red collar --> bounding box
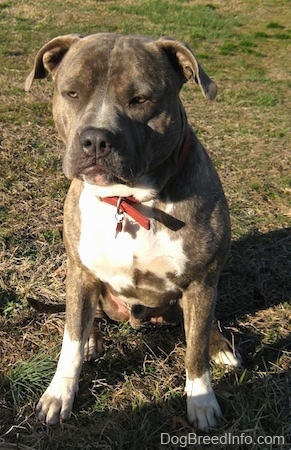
[101,196,151,234]
[100,126,191,236]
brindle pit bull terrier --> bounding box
[25,33,240,430]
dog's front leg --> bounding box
[37,261,100,424]
[182,277,222,431]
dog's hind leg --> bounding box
[209,323,242,370]
[84,313,105,361]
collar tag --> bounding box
[101,196,151,235]
[115,198,125,238]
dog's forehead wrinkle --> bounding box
[59,34,169,104]
[109,37,168,90]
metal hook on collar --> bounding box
[116,197,123,215]
[115,197,125,238]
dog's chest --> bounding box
[78,187,187,295]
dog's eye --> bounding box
[129,96,147,106]
[67,91,78,99]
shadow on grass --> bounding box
[218,227,291,320]
[218,227,290,368]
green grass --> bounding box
[267,21,285,29]
[5,351,58,407]
[0,0,290,449]
[109,1,238,40]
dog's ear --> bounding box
[25,34,82,92]
[156,38,217,100]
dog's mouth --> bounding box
[78,164,135,187]
[79,165,111,185]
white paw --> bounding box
[36,375,78,424]
[36,327,85,423]
[213,349,242,370]
[185,371,222,430]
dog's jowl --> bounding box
[25,33,240,430]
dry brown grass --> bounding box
[0,0,290,449]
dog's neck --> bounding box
[100,126,191,235]
[164,125,191,188]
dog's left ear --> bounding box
[156,39,217,100]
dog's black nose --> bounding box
[79,127,113,158]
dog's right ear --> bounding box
[25,34,82,92]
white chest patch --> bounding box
[78,184,187,295]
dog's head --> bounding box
[25,33,217,194]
